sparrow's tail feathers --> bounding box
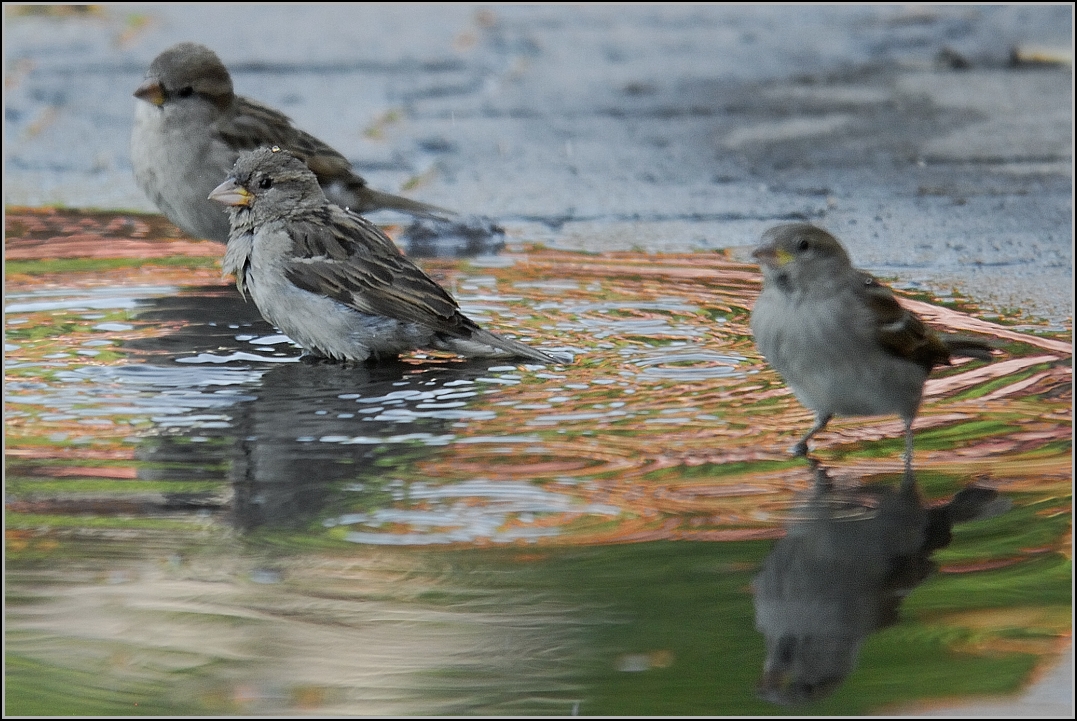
[946,485,1011,523]
[435,327,566,364]
[350,186,455,220]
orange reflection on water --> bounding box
[4,208,1072,549]
[4,209,1072,716]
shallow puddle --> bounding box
[4,208,1072,715]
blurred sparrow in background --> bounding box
[749,223,995,465]
[209,147,561,364]
[132,42,448,243]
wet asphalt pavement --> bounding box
[3,4,1074,716]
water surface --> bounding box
[5,209,1072,715]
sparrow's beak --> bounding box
[208,178,252,206]
[752,244,793,268]
[133,78,165,107]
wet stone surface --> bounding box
[3,5,1072,320]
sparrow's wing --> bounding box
[221,98,449,218]
[280,206,468,334]
[858,273,952,368]
[218,97,362,188]
[281,206,558,363]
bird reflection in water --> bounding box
[128,287,502,532]
[752,461,1011,705]
[124,207,518,533]
[224,359,493,531]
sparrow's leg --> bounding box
[792,413,832,456]
[902,417,915,477]
[900,454,917,493]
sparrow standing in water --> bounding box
[749,223,994,466]
[209,147,560,364]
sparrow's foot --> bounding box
[792,414,831,458]
[299,352,336,366]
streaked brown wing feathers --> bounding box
[282,209,464,331]
[221,97,358,185]
[859,274,951,368]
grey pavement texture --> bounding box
[3,4,1073,325]
[2,5,1074,716]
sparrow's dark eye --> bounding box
[796,238,810,252]
[257,177,274,190]
[176,86,195,98]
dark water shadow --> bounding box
[397,214,506,258]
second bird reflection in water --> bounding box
[752,461,1010,706]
